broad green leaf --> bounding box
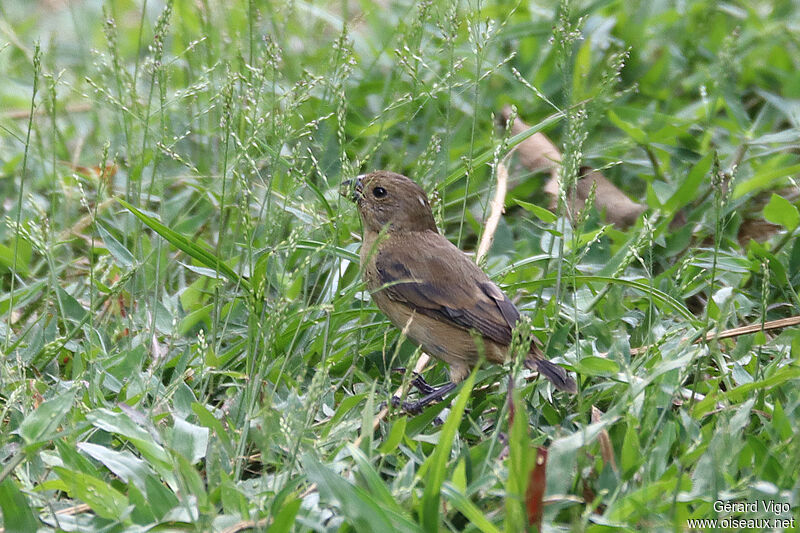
[729,398,755,434]
[145,474,180,519]
[790,238,800,278]
[548,415,620,496]
[748,240,788,284]
[219,477,249,517]
[96,222,135,267]
[167,417,209,464]
[178,303,214,335]
[359,384,376,452]
[53,467,128,520]
[693,365,800,418]
[608,110,647,144]
[173,452,208,507]
[721,86,750,130]
[128,482,158,524]
[572,35,593,99]
[0,478,39,533]
[0,280,45,316]
[621,420,641,477]
[608,475,691,522]
[268,477,306,530]
[664,151,713,212]
[0,242,30,276]
[514,198,558,223]
[771,401,792,441]
[86,409,174,485]
[56,439,102,479]
[575,356,620,376]
[77,442,150,492]
[734,163,800,199]
[303,454,421,533]
[192,402,234,455]
[19,390,76,446]
[349,445,406,513]
[763,193,799,231]
[451,457,467,493]
[55,286,89,323]
[442,482,500,533]
[324,393,367,438]
[378,416,407,454]
[270,497,303,533]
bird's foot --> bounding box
[410,374,437,395]
[390,367,437,394]
[390,381,457,415]
[389,395,422,415]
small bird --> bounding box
[341,170,577,408]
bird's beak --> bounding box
[340,175,364,203]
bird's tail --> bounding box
[524,356,577,393]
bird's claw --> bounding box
[387,381,458,415]
[390,395,424,415]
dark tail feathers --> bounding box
[525,357,577,393]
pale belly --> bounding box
[370,289,507,382]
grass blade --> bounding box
[117,198,250,291]
[420,371,477,532]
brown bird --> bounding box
[342,170,577,409]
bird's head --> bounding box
[340,171,438,233]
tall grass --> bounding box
[1,0,798,531]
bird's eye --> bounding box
[372,186,387,198]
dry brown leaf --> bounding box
[501,105,561,177]
[525,447,548,530]
[591,405,618,474]
[736,187,799,246]
[569,167,646,228]
[502,106,645,228]
[67,162,118,185]
[737,218,781,246]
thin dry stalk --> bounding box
[476,158,509,262]
[630,315,800,356]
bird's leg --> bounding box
[392,381,457,414]
[390,367,437,394]
[410,374,437,395]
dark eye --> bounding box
[372,186,387,198]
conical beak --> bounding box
[339,176,364,203]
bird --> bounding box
[341,170,577,409]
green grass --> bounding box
[1,0,799,531]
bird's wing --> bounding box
[374,232,520,346]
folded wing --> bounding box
[375,232,519,346]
